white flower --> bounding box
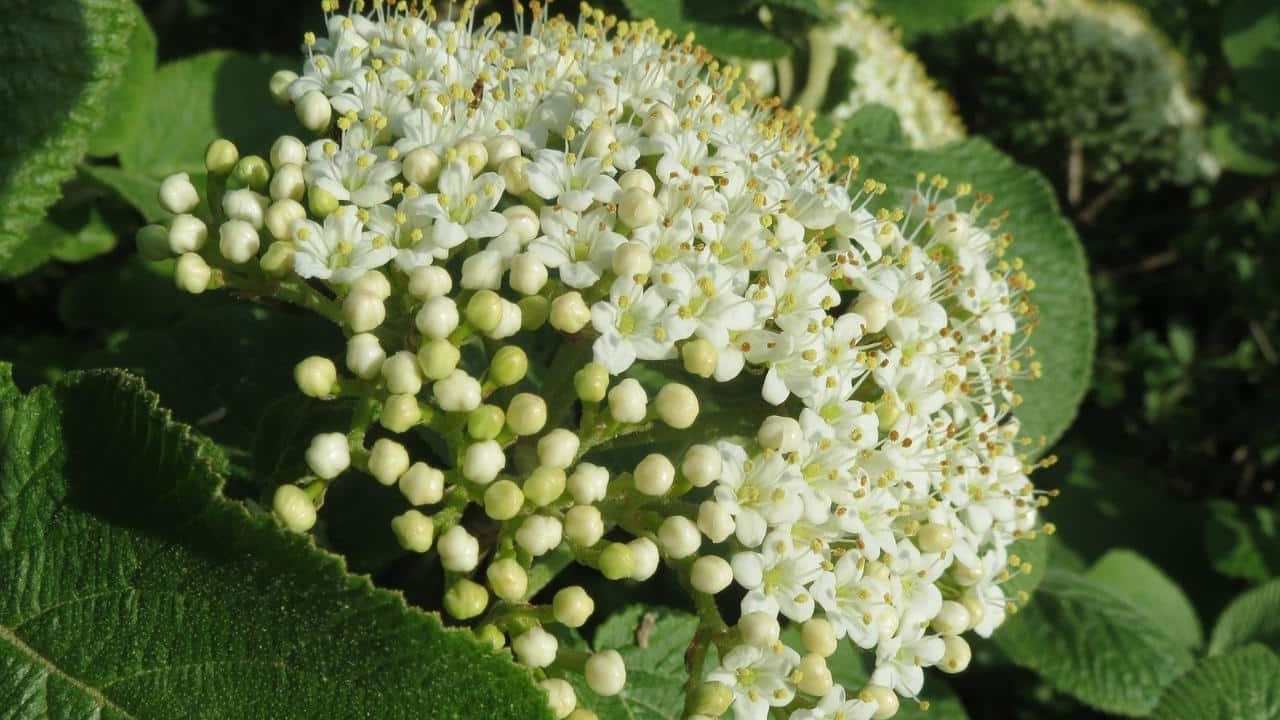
[407,161,507,250]
[870,623,946,697]
[788,686,877,720]
[291,207,395,283]
[707,643,801,720]
[812,552,894,649]
[525,149,620,211]
[714,444,806,547]
[590,277,687,374]
[732,530,824,622]
[305,133,401,207]
[529,207,624,288]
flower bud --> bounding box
[381,394,423,432]
[607,378,647,423]
[537,428,580,469]
[691,682,734,717]
[294,356,337,398]
[443,578,488,620]
[345,333,385,380]
[697,500,735,543]
[658,516,700,558]
[553,586,594,628]
[231,155,270,192]
[513,627,558,669]
[174,252,212,293]
[135,224,172,261]
[416,296,460,339]
[487,558,529,601]
[628,537,660,581]
[541,678,576,720]
[433,370,483,413]
[270,135,307,169]
[415,338,460,381]
[305,432,350,479]
[502,205,540,242]
[681,338,718,378]
[273,484,316,533]
[584,127,616,158]
[758,415,803,452]
[567,463,609,504]
[455,138,488,175]
[308,185,339,218]
[549,291,591,333]
[618,169,655,194]
[500,156,530,195]
[259,240,295,276]
[564,505,604,547]
[509,253,548,295]
[399,462,445,505]
[476,624,506,650]
[382,351,423,396]
[516,515,563,556]
[349,271,391,300]
[933,600,972,636]
[739,611,780,646]
[269,163,306,201]
[598,542,634,580]
[489,299,523,340]
[634,453,675,496]
[643,102,677,135]
[296,90,332,132]
[691,555,733,594]
[917,522,955,553]
[940,635,972,673]
[861,685,899,720]
[618,187,661,228]
[467,404,506,441]
[461,249,504,290]
[489,345,529,387]
[574,362,609,403]
[265,199,306,241]
[268,70,296,105]
[222,187,268,228]
[402,147,441,186]
[484,480,525,520]
[484,135,522,169]
[585,650,626,696]
[438,525,480,572]
[407,267,451,301]
[520,295,550,330]
[854,295,891,335]
[218,219,260,264]
[506,393,547,436]
[802,618,838,657]
[463,440,506,485]
[205,138,240,175]
[342,290,385,332]
[465,289,504,333]
[368,438,411,486]
[611,241,652,279]
[390,509,434,552]
[952,560,982,587]
[797,654,833,696]
[524,465,566,507]
[159,172,200,215]
[168,214,208,254]
[655,383,699,429]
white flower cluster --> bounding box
[826,1,965,149]
[140,2,1052,718]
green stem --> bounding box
[795,27,837,112]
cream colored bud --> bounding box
[174,252,212,293]
[549,291,591,333]
[487,557,529,601]
[484,480,525,520]
[381,394,422,433]
[861,685,899,720]
[618,168,655,194]
[541,678,576,720]
[342,290,386,332]
[351,270,391,300]
[643,102,677,135]
[516,515,563,557]
[585,650,626,696]
[159,172,200,214]
[455,138,488,175]
[265,199,306,241]
[739,612,780,647]
[628,537,660,581]
[553,586,594,628]
[634,453,675,496]
[500,156,530,195]
[917,522,955,553]
[658,516,700,558]
[268,70,297,105]
[269,135,307,169]
[485,135,522,169]
[564,505,605,547]
[403,147,441,186]
[417,338,461,381]
[513,627,558,669]
[502,205,540,243]
[939,635,971,674]
[273,484,316,533]
[618,187,660,228]
[681,338,718,378]
[294,356,337,398]
[416,296,460,339]
[506,393,547,436]
[611,241,652,278]
[524,465,566,507]
[368,438,411,486]
[218,219,260,264]
[697,500,735,543]
[463,439,506,485]
[399,462,445,505]
[433,370,483,412]
[391,509,434,552]
[305,432,350,480]
[797,654,833,696]
[607,378,647,423]
[802,618,838,657]
[269,163,306,201]
[438,525,480,572]
[854,295,891,334]
[691,555,733,594]
[567,463,609,504]
[168,214,208,254]
[444,578,488,620]
[345,333,385,380]
[296,90,332,132]
[654,383,699,429]
[758,415,803,452]
[682,444,722,487]
[382,351,423,396]
[509,253,548,295]
[537,429,580,469]
[933,601,972,636]
[408,265,452,300]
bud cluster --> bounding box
[138,2,1053,718]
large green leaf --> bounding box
[120,51,299,176]
[622,0,791,59]
[994,569,1195,716]
[1087,549,1203,650]
[1208,579,1280,656]
[0,205,116,279]
[0,366,550,719]
[1151,645,1280,720]
[1223,0,1280,115]
[872,0,1002,39]
[1206,500,1280,583]
[851,139,1095,451]
[0,0,134,274]
[88,0,157,157]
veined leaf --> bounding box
[88,0,157,158]
[622,0,791,59]
[1151,645,1280,720]
[1088,549,1203,650]
[1209,578,1280,656]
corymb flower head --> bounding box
[140,1,1057,717]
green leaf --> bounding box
[1208,578,1280,655]
[1003,531,1050,600]
[831,104,906,151]
[1206,500,1280,582]
[0,205,116,280]
[563,605,698,719]
[1087,549,1203,650]
[1209,106,1280,177]
[994,569,1196,716]
[873,0,1001,39]
[1151,645,1280,720]
[88,1,157,157]
[622,0,791,59]
[850,139,1096,450]
[120,51,299,176]
[1223,0,1280,115]
[0,0,135,275]
[0,366,550,719]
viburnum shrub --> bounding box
[137,2,1057,717]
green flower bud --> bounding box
[205,138,240,176]
[692,682,734,716]
[552,586,595,628]
[231,155,270,192]
[574,362,609,403]
[294,356,337,398]
[308,185,339,218]
[466,289,504,332]
[506,393,547,436]
[486,557,528,601]
[443,578,489,620]
[489,345,529,387]
[524,465,566,507]
[381,394,423,433]
[519,295,549,330]
[681,338,718,378]
[259,241,295,276]
[598,542,634,580]
[417,338,461,381]
[483,479,525,520]
[467,404,506,440]
[475,623,506,650]
[390,509,434,552]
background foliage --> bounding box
[1,0,1277,718]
